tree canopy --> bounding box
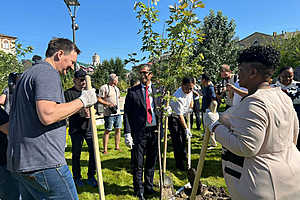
[193,10,240,83]
[0,42,33,91]
[270,33,300,76]
[92,57,128,91]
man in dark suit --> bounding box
[124,64,161,200]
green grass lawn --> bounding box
[65,123,226,200]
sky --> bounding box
[1,0,300,69]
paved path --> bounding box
[119,96,125,111]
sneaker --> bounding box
[87,176,98,188]
[74,178,84,187]
[207,146,216,150]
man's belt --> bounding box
[145,126,157,132]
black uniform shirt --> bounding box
[64,87,90,134]
[0,108,9,165]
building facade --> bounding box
[92,53,101,66]
[239,31,300,48]
[0,33,17,54]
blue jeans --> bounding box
[104,115,122,131]
[0,165,20,200]
[13,165,78,200]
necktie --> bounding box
[145,86,152,124]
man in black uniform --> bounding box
[64,69,97,188]
[123,64,161,200]
[0,107,20,199]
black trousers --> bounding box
[131,128,158,195]
[191,99,201,130]
[70,130,96,180]
[168,116,187,169]
[294,105,300,150]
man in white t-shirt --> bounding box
[98,74,122,154]
[169,77,194,171]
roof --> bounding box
[239,32,273,47]
[240,32,272,42]
[0,33,17,40]
[77,61,94,72]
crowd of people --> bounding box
[1,38,300,200]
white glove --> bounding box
[204,110,220,132]
[185,128,192,138]
[164,106,172,117]
[125,133,134,149]
[79,88,97,108]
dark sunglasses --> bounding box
[140,71,152,75]
[78,78,86,82]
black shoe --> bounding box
[144,188,158,197]
[74,178,84,187]
[176,164,186,171]
[87,176,98,188]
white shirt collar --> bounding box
[141,82,152,89]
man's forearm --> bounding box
[0,122,8,135]
[36,99,83,126]
[98,97,113,106]
[232,86,248,97]
[179,115,187,129]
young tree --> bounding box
[134,0,205,93]
[193,10,240,83]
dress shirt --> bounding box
[141,83,157,127]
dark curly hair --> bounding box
[278,66,293,74]
[238,45,280,79]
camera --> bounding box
[109,105,118,114]
[215,82,226,96]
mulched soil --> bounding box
[174,185,231,200]
[171,168,231,200]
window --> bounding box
[252,40,259,46]
[2,40,9,49]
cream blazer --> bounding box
[215,87,300,200]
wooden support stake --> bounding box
[187,113,191,169]
[85,75,105,200]
[163,91,170,176]
[157,120,163,200]
[190,101,217,200]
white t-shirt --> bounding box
[170,87,193,116]
[99,84,120,116]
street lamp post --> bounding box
[64,0,80,44]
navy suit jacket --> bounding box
[123,83,162,144]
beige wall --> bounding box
[0,35,16,54]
